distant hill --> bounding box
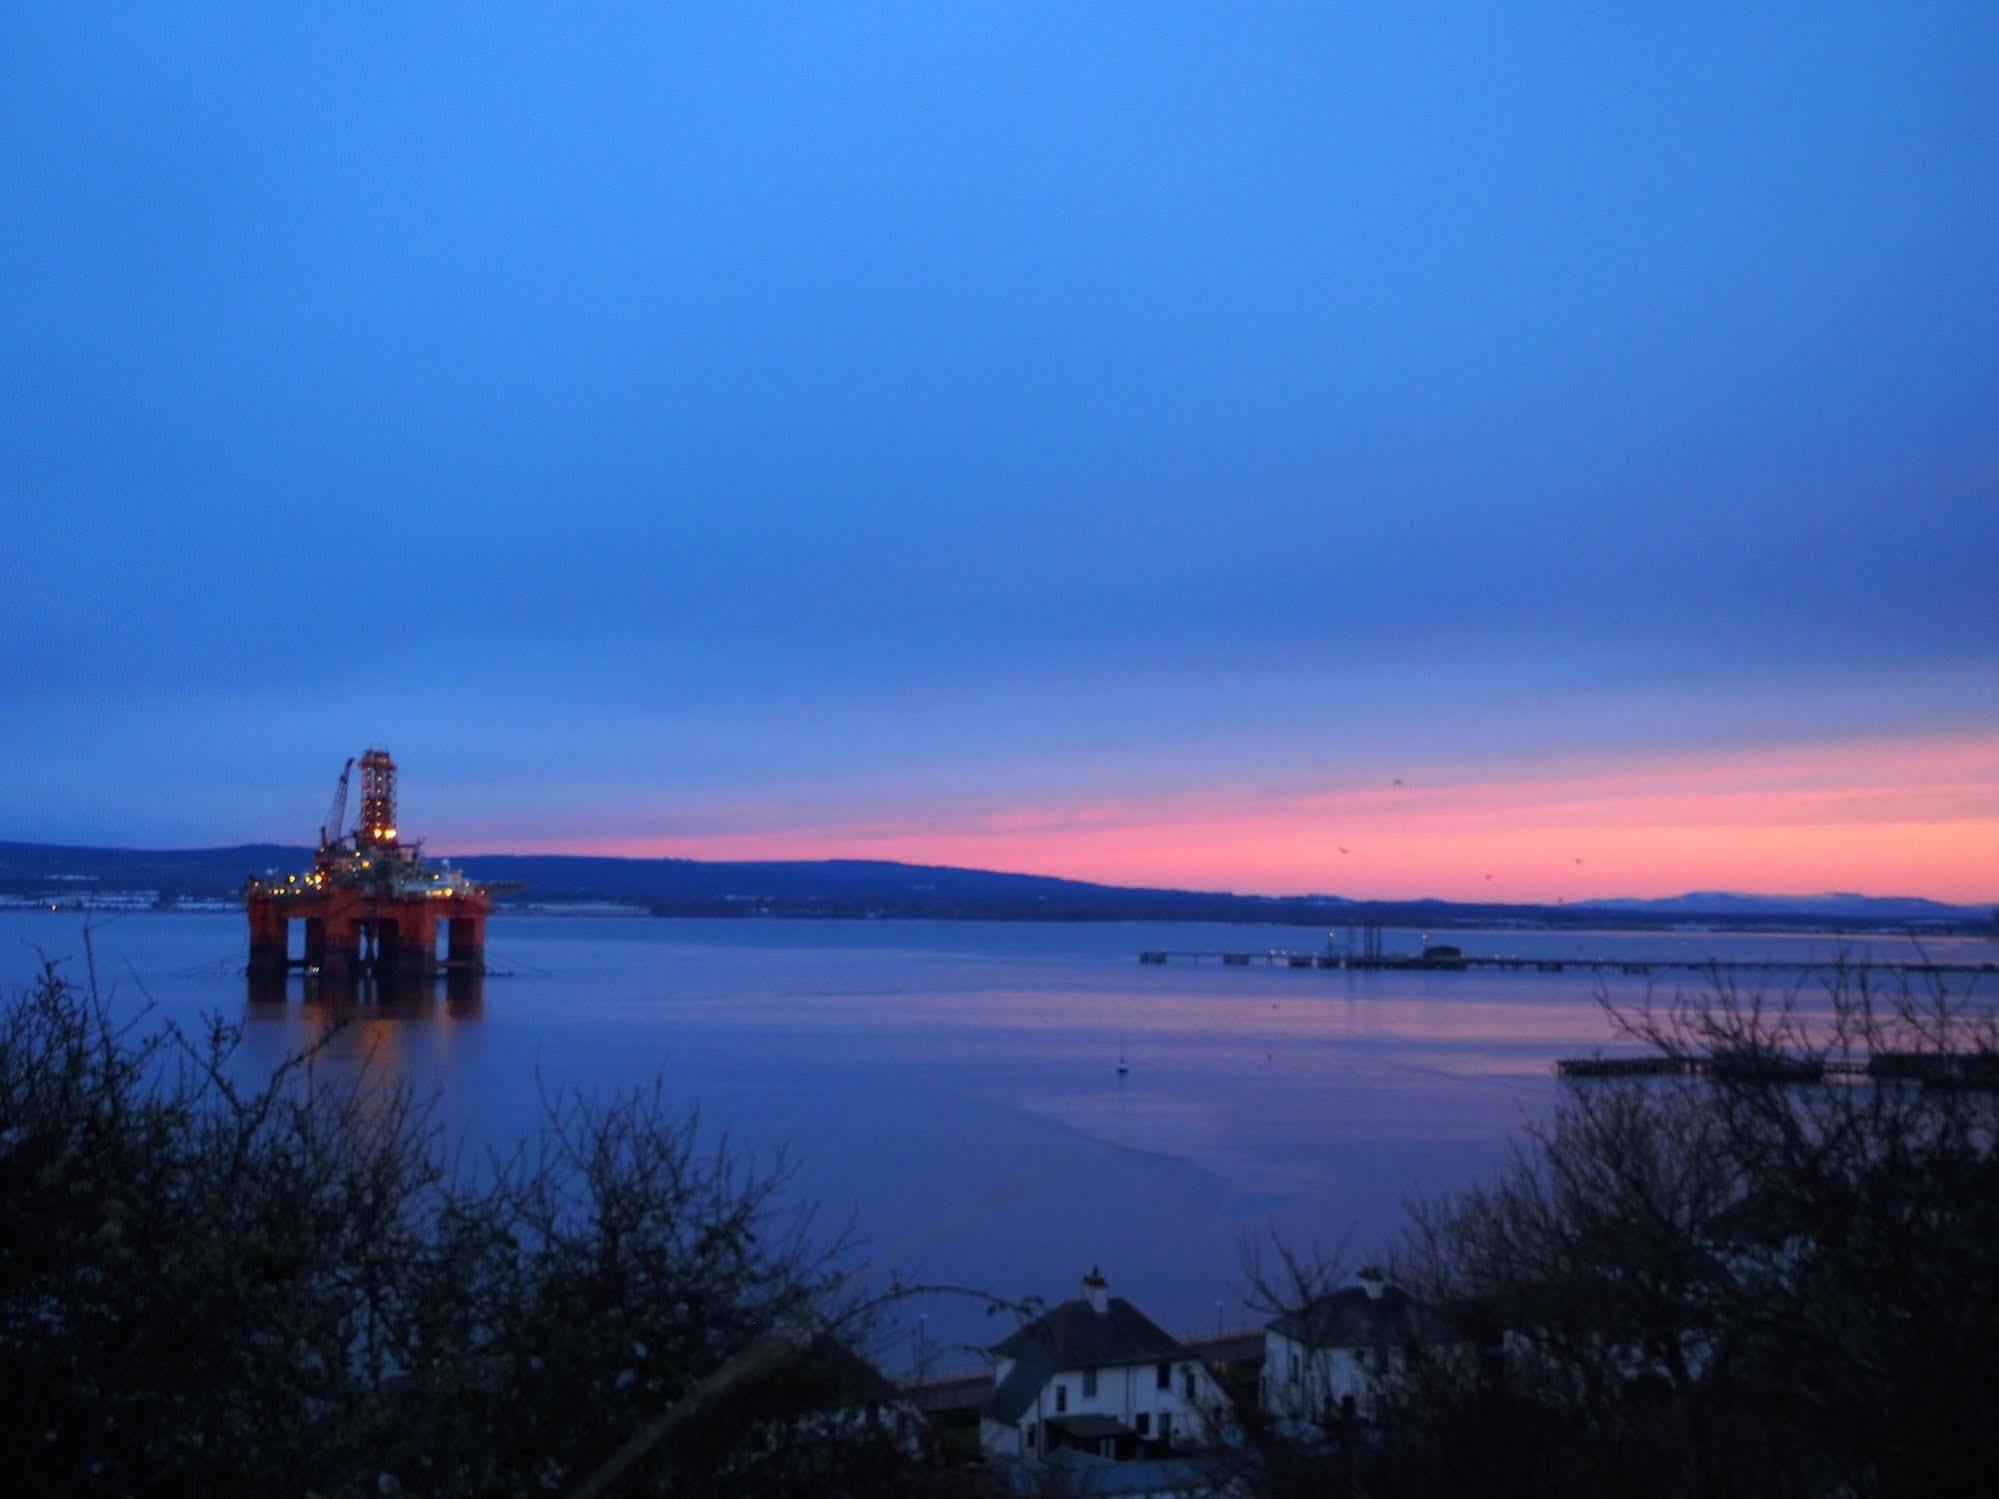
[0,841,1990,932]
[1577,891,1992,924]
[0,842,314,898]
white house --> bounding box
[981,1268,1233,1462]
[1259,1267,1455,1426]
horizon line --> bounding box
[4,834,1990,912]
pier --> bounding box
[1137,949,1997,978]
[1555,1048,1999,1088]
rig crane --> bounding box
[319,757,354,853]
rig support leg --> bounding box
[322,918,362,979]
[397,909,437,975]
[448,914,486,974]
[247,899,288,975]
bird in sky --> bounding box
[1574,857,1584,865]
[1484,873,1493,881]
[1338,845,1350,855]
[1393,778,1404,786]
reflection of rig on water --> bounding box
[245,749,499,990]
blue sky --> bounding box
[3,4,1995,898]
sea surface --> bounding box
[5,913,1996,1369]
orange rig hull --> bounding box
[246,887,491,978]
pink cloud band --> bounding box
[482,731,1999,904]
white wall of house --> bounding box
[1260,1330,1409,1423]
[981,1355,1230,1458]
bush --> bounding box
[1347,964,1999,1499]
[0,959,937,1497]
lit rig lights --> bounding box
[357,748,399,849]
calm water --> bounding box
[6,913,1996,1366]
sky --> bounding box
[2,3,1995,903]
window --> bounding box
[1158,1412,1173,1445]
[1082,1368,1097,1398]
[1135,1412,1150,1436]
[1183,1368,1196,1401]
[1054,1382,1067,1414]
[1156,1361,1171,1390]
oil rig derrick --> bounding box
[245,748,493,980]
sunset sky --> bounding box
[4,4,1995,902]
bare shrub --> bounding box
[0,958,951,1497]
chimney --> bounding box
[1357,1266,1386,1300]
[1082,1266,1110,1314]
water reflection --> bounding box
[238,967,488,1120]
[244,967,485,1019]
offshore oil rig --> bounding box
[245,749,494,980]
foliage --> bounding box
[0,958,944,1497]
[1248,962,1999,1499]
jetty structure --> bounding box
[244,748,494,980]
[1139,944,1997,979]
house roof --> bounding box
[984,1296,1189,1425]
[709,1331,909,1426]
[794,1333,902,1406]
[983,1358,1051,1424]
[992,1296,1188,1370]
[1268,1285,1452,1348]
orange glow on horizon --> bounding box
[473,731,1999,905]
